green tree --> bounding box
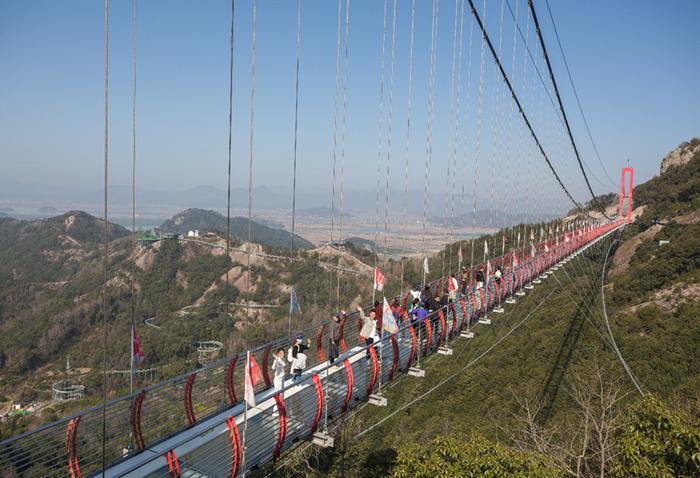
[613,395,700,478]
[391,434,561,478]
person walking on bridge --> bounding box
[358,306,379,360]
[373,301,384,334]
[272,348,286,391]
[289,335,311,383]
[421,285,436,311]
[328,314,341,364]
[448,273,459,301]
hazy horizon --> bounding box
[2,0,698,224]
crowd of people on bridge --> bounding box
[271,261,517,391]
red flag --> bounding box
[373,267,385,292]
[244,351,261,407]
[132,325,145,364]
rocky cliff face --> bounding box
[660,138,700,174]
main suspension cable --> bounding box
[527,0,604,212]
[466,0,581,209]
[544,0,615,188]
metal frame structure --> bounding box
[619,167,634,222]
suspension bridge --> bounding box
[0,0,637,476]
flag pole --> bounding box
[288,291,293,335]
[378,296,384,394]
[129,325,134,395]
[242,351,249,477]
[242,399,248,477]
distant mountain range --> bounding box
[158,208,313,248]
[0,180,570,229]
[0,181,478,216]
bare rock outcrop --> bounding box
[660,138,700,174]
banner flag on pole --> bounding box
[531,243,536,258]
[423,257,430,275]
[290,286,302,315]
[382,297,398,334]
[373,267,385,292]
[244,351,261,407]
[484,240,489,257]
[486,259,492,283]
[512,252,519,268]
[457,245,463,262]
[132,324,145,365]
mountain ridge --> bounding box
[158,208,313,249]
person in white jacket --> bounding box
[358,306,379,361]
[272,348,286,391]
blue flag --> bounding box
[290,287,302,315]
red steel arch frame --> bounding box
[619,167,634,222]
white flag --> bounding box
[484,240,489,257]
[382,297,398,334]
[423,257,430,275]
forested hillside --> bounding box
[0,209,391,437]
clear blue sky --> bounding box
[1,0,698,214]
